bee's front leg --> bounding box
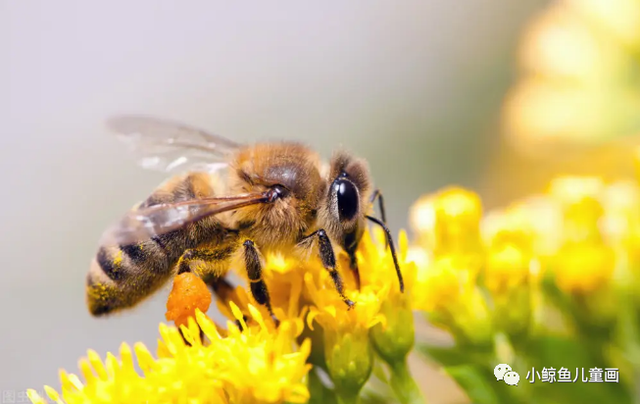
[369,189,405,293]
[298,229,355,309]
[339,188,388,291]
[370,188,389,248]
[370,188,387,225]
[242,240,280,327]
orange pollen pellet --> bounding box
[165,272,212,328]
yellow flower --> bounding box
[304,269,382,400]
[416,255,493,346]
[414,255,469,314]
[216,252,308,337]
[484,230,532,295]
[29,307,311,404]
[410,187,493,346]
[549,176,604,240]
[554,242,615,294]
[409,175,640,341]
[365,230,417,363]
[355,230,425,404]
[478,196,567,339]
[411,187,484,287]
[543,177,616,295]
[432,187,483,258]
[410,187,483,255]
[297,224,420,402]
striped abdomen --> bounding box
[86,172,228,316]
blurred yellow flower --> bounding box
[553,242,615,294]
[540,177,615,294]
[503,0,640,151]
[484,232,532,296]
[410,169,640,344]
[411,188,493,346]
[484,0,640,207]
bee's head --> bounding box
[321,151,404,292]
[230,143,326,247]
[320,151,372,254]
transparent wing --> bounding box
[100,192,269,246]
[106,114,243,173]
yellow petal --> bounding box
[86,350,107,380]
[133,342,155,374]
[27,389,47,404]
[43,386,62,404]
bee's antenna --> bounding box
[365,215,404,293]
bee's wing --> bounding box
[100,192,268,246]
[106,114,243,174]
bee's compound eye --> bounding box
[334,179,359,221]
[272,184,288,197]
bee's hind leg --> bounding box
[298,229,355,309]
[176,248,226,275]
[173,248,237,341]
[242,240,280,327]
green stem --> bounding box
[389,359,426,404]
[307,369,338,404]
[335,390,361,404]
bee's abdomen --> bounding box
[96,247,124,281]
[87,172,225,316]
[87,238,174,316]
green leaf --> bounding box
[520,335,633,404]
[444,365,500,404]
[417,343,493,368]
[360,390,395,404]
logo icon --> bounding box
[504,371,520,386]
[494,364,519,386]
[494,364,512,381]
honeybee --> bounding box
[87,115,403,322]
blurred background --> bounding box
[5,1,639,403]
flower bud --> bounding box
[433,187,483,258]
[370,293,415,365]
[325,326,374,403]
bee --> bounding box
[87,115,403,322]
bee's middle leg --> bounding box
[242,240,280,326]
[298,229,355,309]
